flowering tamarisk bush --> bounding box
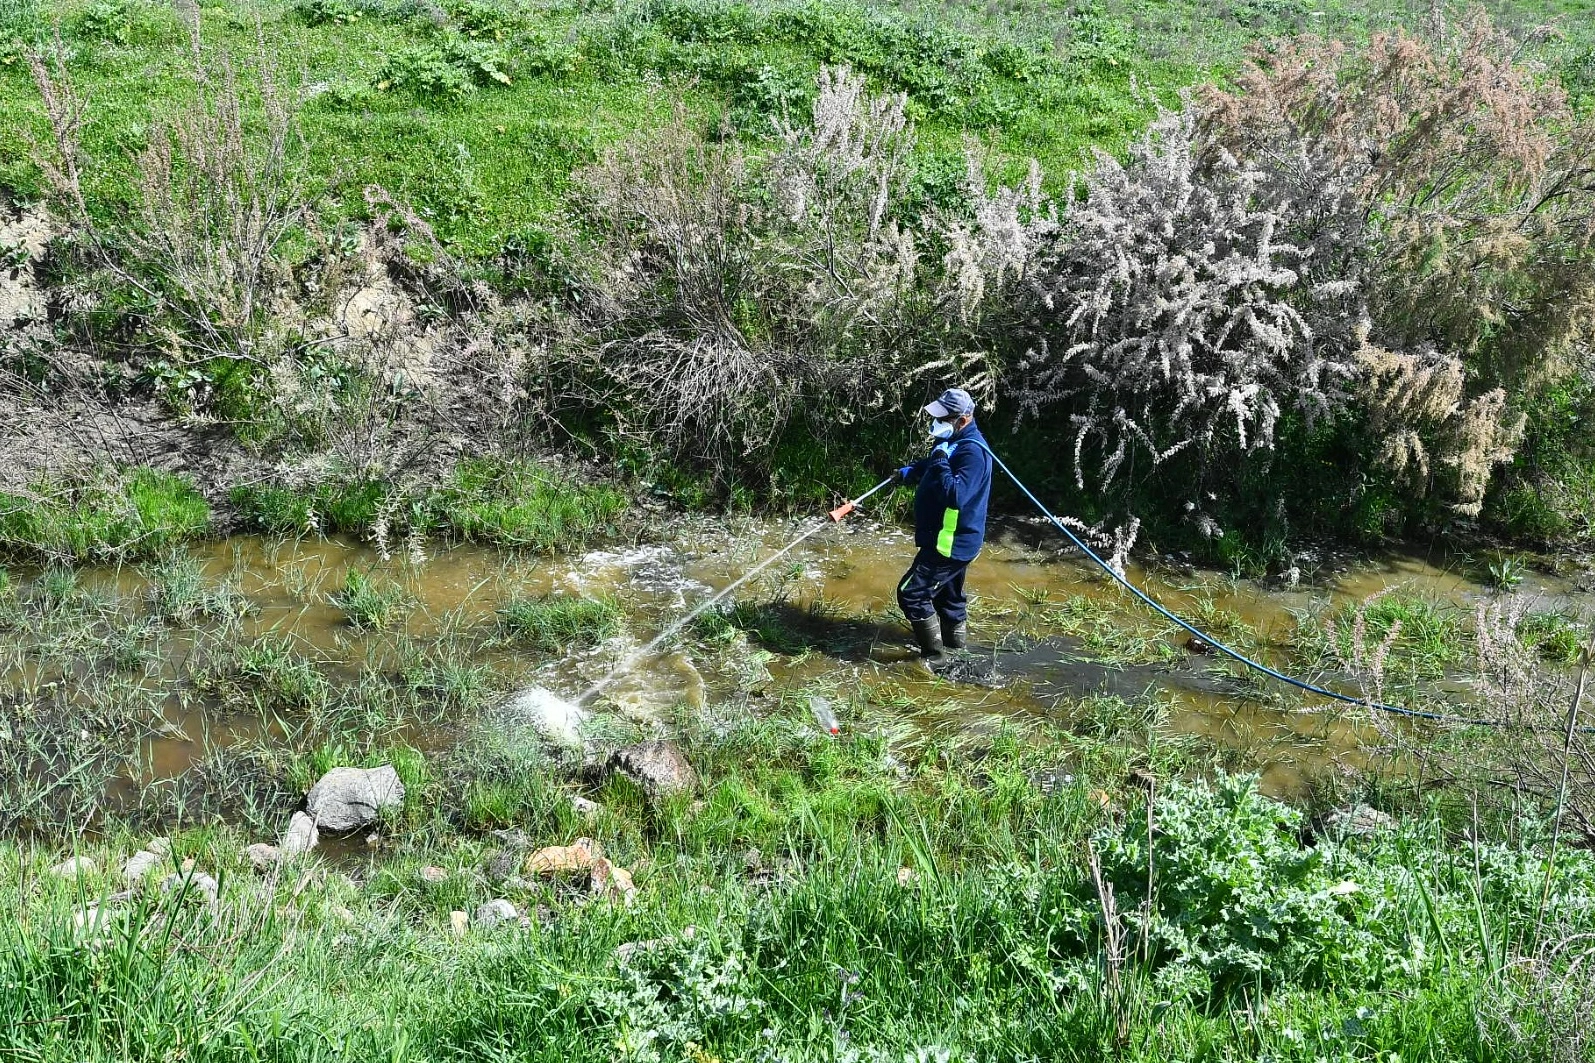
[1012,106,1360,509]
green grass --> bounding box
[329,567,408,630]
[0,720,1590,1061]
[434,458,627,550]
[0,467,211,563]
[230,458,627,551]
[4,0,1582,260]
[498,593,621,650]
[1293,594,1469,680]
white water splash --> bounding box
[503,686,587,747]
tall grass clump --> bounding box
[430,458,626,551]
[330,568,406,630]
[0,467,210,563]
[498,593,620,650]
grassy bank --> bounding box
[3,710,1591,1061]
[2,516,1595,1058]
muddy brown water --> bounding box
[19,517,1591,808]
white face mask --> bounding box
[929,419,956,440]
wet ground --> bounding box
[17,510,1577,804]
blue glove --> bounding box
[897,465,915,482]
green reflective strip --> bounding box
[937,508,959,557]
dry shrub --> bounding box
[28,18,307,367]
[1357,343,1525,515]
[1496,934,1595,1063]
[572,67,949,479]
[1013,105,1360,508]
[1467,598,1595,844]
[1204,18,1595,393]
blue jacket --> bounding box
[906,421,993,562]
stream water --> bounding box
[12,514,1591,813]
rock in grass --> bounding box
[245,843,281,873]
[123,848,166,883]
[417,865,448,886]
[450,910,470,936]
[605,741,697,804]
[280,811,319,857]
[525,837,600,878]
[1326,805,1396,837]
[473,899,518,929]
[484,849,521,884]
[569,794,600,817]
[306,765,404,833]
[589,857,636,905]
[50,855,96,880]
[161,869,218,903]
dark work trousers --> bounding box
[896,547,971,624]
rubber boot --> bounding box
[910,616,950,670]
[940,617,967,651]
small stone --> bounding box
[50,855,96,880]
[569,794,600,816]
[473,899,518,929]
[280,812,319,858]
[245,843,281,873]
[161,870,219,903]
[525,837,600,878]
[74,905,109,934]
[145,837,172,856]
[605,741,698,805]
[449,910,470,937]
[484,849,521,884]
[305,765,405,833]
[365,832,381,848]
[896,866,918,887]
[1326,805,1396,837]
[501,875,533,892]
[123,849,164,884]
[589,857,637,905]
[417,865,448,886]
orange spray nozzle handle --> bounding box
[828,501,856,522]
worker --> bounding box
[895,387,993,669]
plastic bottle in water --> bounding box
[808,696,840,737]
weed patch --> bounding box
[0,468,210,564]
[498,593,620,650]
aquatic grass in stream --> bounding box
[498,593,621,650]
[330,568,408,631]
[1292,594,1469,681]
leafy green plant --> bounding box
[1486,551,1528,590]
[1096,774,1375,998]
[294,0,363,25]
[375,36,512,100]
[78,0,136,43]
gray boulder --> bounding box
[161,869,218,904]
[1326,805,1396,837]
[473,899,519,929]
[306,765,404,833]
[606,741,698,804]
[280,811,319,857]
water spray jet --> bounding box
[508,476,895,735]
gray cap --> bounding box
[925,388,975,419]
